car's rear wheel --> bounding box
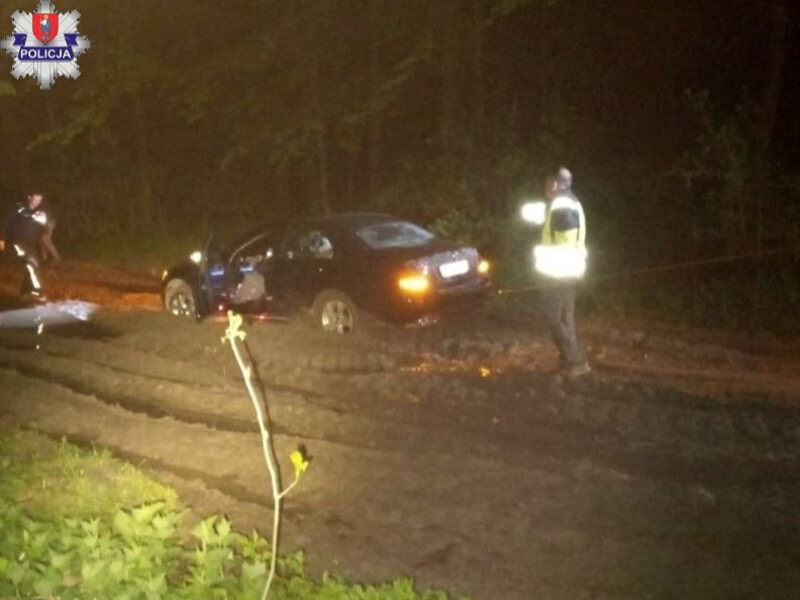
[312,290,358,334]
[164,279,197,319]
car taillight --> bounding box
[398,274,430,294]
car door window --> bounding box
[231,227,284,268]
[284,228,334,260]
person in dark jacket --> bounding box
[0,192,57,300]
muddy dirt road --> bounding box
[1,261,799,599]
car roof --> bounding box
[300,212,397,228]
[244,212,399,233]
[228,212,401,247]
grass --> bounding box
[0,429,177,521]
[0,427,465,600]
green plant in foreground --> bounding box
[0,429,467,599]
[223,311,310,600]
[0,430,177,521]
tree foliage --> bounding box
[0,0,794,284]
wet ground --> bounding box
[0,260,799,599]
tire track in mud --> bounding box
[6,316,800,461]
[18,313,794,461]
[0,343,544,466]
[3,268,800,598]
[0,343,584,470]
[3,318,798,490]
[1,339,798,492]
[3,365,798,600]
[0,347,259,432]
[2,323,800,600]
[0,366,580,600]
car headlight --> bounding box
[189,250,202,264]
[477,259,490,275]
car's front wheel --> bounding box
[312,290,358,334]
[164,279,197,319]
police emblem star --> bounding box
[0,0,90,90]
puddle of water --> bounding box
[0,301,115,339]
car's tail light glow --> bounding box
[477,259,490,274]
[398,274,430,294]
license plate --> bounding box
[439,260,469,278]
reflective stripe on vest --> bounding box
[535,195,587,279]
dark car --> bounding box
[161,212,492,333]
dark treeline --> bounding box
[0,0,797,327]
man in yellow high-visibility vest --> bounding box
[534,167,590,377]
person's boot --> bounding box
[28,289,48,304]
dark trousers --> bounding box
[12,244,43,296]
[541,282,584,367]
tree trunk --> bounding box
[129,95,155,233]
[315,122,331,214]
[313,73,331,214]
[367,0,383,203]
[471,0,486,145]
[756,0,790,144]
[312,0,331,214]
[538,4,551,131]
[46,104,69,188]
[751,0,789,313]
[346,150,356,208]
[438,0,460,164]
[276,170,291,218]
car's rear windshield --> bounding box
[356,221,435,250]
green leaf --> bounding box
[192,515,217,545]
[240,559,267,583]
[151,513,178,539]
[146,572,167,593]
[80,560,105,586]
[290,448,310,479]
[31,569,60,597]
[6,561,26,585]
[107,559,126,582]
[131,501,166,525]
[49,549,72,571]
[113,509,135,538]
[280,550,308,577]
[216,517,231,540]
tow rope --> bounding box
[496,246,796,296]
